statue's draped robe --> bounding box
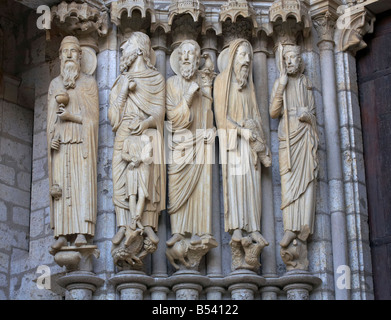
[270,74,319,234]
[214,39,265,234]
[47,73,99,237]
[109,69,166,230]
[166,73,212,236]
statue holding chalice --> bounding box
[47,36,100,270]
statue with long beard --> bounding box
[108,32,166,270]
[214,39,271,272]
[165,40,218,271]
[47,36,100,270]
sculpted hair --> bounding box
[127,31,156,70]
[178,40,201,65]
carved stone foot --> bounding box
[112,226,126,245]
[51,236,67,253]
[75,234,88,247]
[166,233,184,247]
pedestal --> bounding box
[224,269,265,300]
[109,270,153,300]
[57,271,104,300]
[170,270,210,300]
[279,270,322,300]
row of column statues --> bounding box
[46,32,318,276]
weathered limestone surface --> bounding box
[0,0,378,300]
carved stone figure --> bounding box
[165,39,217,271]
[109,32,166,270]
[47,36,100,270]
[269,44,319,271]
[214,38,271,272]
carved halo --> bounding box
[217,46,229,73]
[80,46,98,75]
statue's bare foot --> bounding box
[190,234,202,245]
[166,233,183,247]
[231,229,243,242]
[51,236,67,250]
[144,226,159,245]
[251,231,269,247]
[75,234,87,247]
[279,230,296,248]
[112,226,126,245]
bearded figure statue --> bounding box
[108,32,166,270]
[214,39,271,272]
[165,40,218,271]
[47,36,100,271]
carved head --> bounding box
[59,36,82,89]
[178,40,200,80]
[120,32,155,72]
[283,45,302,76]
[233,41,252,90]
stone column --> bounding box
[313,10,350,300]
[57,271,104,300]
[225,270,265,300]
[150,28,170,300]
[201,29,224,300]
[109,271,153,300]
[252,31,279,300]
[279,270,322,300]
[170,271,210,300]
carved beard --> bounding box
[286,63,300,76]
[180,62,197,80]
[119,50,139,73]
[61,60,80,89]
[234,62,250,91]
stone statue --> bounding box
[165,39,217,271]
[109,32,166,270]
[214,38,271,272]
[270,44,319,271]
[47,36,100,270]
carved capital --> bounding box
[219,0,258,27]
[313,11,336,45]
[168,0,205,26]
[51,1,108,49]
[111,0,156,33]
[268,0,312,47]
[334,0,375,55]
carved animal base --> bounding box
[280,238,309,272]
[52,245,100,272]
[230,232,268,273]
[166,236,218,271]
[111,227,157,271]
